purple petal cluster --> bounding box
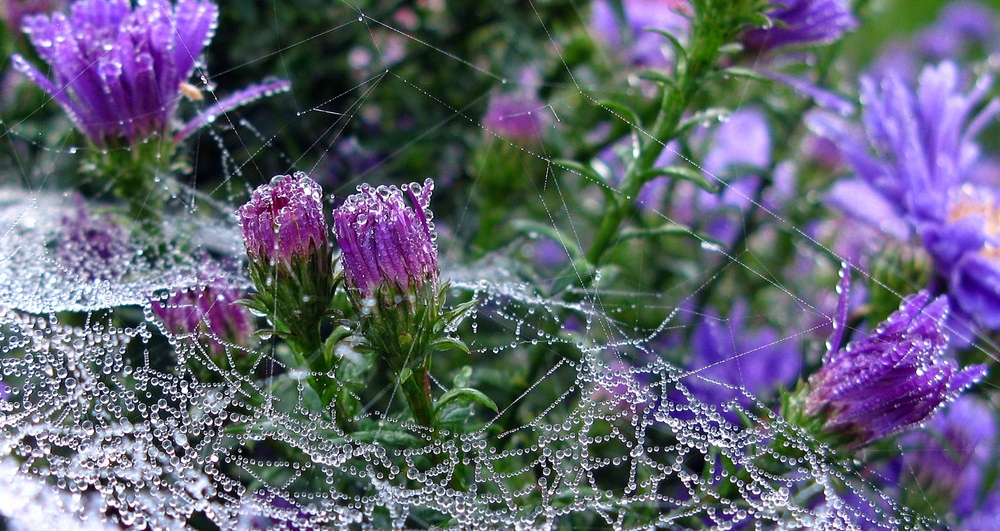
[743,0,857,51]
[238,173,329,271]
[11,0,218,146]
[151,264,253,356]
[332,180,438,300]
[806,280,986,448]
[823,62,1000,333]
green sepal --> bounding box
[435,387,499,414]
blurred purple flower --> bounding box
[482,94,548,143]
[590,0,689,68]
[805,274,986,449]
[683,301,800,423]
[151,263,253,357]
[901,395,997,518]
[57,195,130,282]
[1,0,62,33]
[332,179,438,300]
[238,173,330,274]
[12,0,290,147]
[918,1,997,59]
[743,0,857,52]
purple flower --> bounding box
[12,0,218,146]
[11,0,291,147]
[1,0,62,33]
[821,62,1000,333]
[590,0,689,68]
[57,195,130,281]
[805,274,986,449]
[683,301,801,423]
[743,0,857,51]
[151,263,253,357]
[332,179,438,300]
[901,395,997,518]
[482,94,548,142]
[238,173,330,274]
[918,1,997,59]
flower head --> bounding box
[12,0,219,146]
[743,0,857,51]
[804,274,986,448]
[332,179,438,300]
[238,173,330,274]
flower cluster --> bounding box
[743,0,857,51]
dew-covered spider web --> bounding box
[0,1,988,530]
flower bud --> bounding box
[803,275,985,448]
[239,173,330,277]
[332,179,438,303]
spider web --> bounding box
[0,1,984,530]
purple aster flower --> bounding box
[590,0,689,68]
[11,0,290,147]
[901,395,997,518]
[332,179,438,300]
[743,0,857,52]
[804,273,986,449]
[482,94,548,143]
[151,262,253,357]
[683,301,801,423]
[821,63,1000,334]
[238,173,330,275]
[56,195,130,282]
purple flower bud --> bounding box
[743,0,857,51]
[806,275,986,448]
[332,179,438,300]
[11,0,219,146]
[238,173,330,274]
[151,263,253,357]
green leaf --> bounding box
[676,107,731,135]
[429,336,470,355]
[596,100,643,130]
[619,223,694,242]
[637,69,678,91]
[714,66,770,84]
[452,366,473,388]
[350,430,424,446]
[399,367,413,384]
[642,28,687,64]
[636,165,718,193]
[435,387,499,414]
